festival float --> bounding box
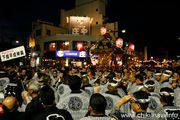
[86,27,125,71]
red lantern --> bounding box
[129,44,135,51]
[77,42,83,51]
[100,27,107,35]
[116,38,123,48]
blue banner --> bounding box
[56,51,87,58]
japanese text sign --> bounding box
[0,46,26,62]
[70,16,90,35]
[56,51,87,58]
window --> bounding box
[46,30,51,35]
[96,8,98,11]
[57,41,69,50]
[49,43,56,51]
[36,29,41,36]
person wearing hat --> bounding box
[154,87,180,120]
[160,73,171,89]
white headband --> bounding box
[155,73,161,76]
[138,86,144,91]
[165,70,172,73]
[108,82,118,87]
[144,84,155,88]
[162,73,170,77]
[160,91,174,97]
[113,77,121,82]
[81,74,87,77]
[131,96,150,103]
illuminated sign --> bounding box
[56,51,87,58]
[70,16,90,35]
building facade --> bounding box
[31,0,119,67]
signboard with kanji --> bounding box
[70,16,90,35]
[56,51,87,58]
[0,46,26,62]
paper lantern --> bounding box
[116,38,123,48]
[100,27,107,35]
[129,44,135,51]
[77,42,83,51]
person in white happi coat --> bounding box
[144,80,163,113]
[160,73,171,89]
[144,72,161,93]
[56,75,90,120]
[101,80,122,115]
[80,93,111,120]
[174,79,180,107]
[81,75,94,96]
[127,74,137,94]
[165,70,173,84]
[114,91,156,120]
[128,74,144,95]
[154,87,180,120]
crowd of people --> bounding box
[0,64,180,120]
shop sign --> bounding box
[70,16,90,35]
[56,51,87,58]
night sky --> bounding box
[0,0,180,59]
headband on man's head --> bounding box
[144,84,155,88]
[131,96,150,103]
[165,70,172,73]
[160,91,174,97]
[155,73,161,76]
[108,82,118,87]
[113,77,121,82]
[162,73,170,77]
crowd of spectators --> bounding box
[0,64,180,120]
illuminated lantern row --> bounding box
[129,44,135,51]
[77,42,83,51]
[116,38,123,48]
[100,27,107,35]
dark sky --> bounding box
[0,0,180,59]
